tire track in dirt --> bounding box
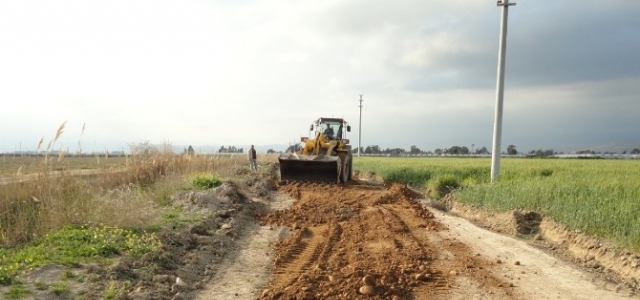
[259,181,514,299]
[271,225,328,286]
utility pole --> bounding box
[358,95,364,157]
[491,0,516,183]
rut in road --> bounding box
[260,181,513,299]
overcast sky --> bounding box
[1,0,639,154]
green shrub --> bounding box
[430,174,462,199]
[190,173,222,190]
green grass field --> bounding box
[353,156,640,251]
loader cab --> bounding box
[315,118,351,141]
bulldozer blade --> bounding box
[278,154,340,183]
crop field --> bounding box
[0,155,128,177]
[353,156,640,251]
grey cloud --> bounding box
[507,2,640,86]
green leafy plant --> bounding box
[0,224,160,285]
[430,174,462,199]
[190,173,222,190]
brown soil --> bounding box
[257,181,512,299]
[4,163,639,300]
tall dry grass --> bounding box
[0,152,222,246]
[0,128,223,247]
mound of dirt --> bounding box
[258,182,509,299]
[78,182,267,300]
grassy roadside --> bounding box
[0,224,160,285]
[353,156,640,251]
[0,147,264,291]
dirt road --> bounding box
[188,175,638,299]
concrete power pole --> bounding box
[491,0,516,183]
[358,95,363,157]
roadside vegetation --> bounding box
[354,156,640,251]
[0,133,261,290]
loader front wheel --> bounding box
[339,154,350,183]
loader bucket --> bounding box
[278,153,341,183]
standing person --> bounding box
[248,145,257,171]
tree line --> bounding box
[271,145,640,157]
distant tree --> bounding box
[218,146,227,153]
[365,145,381,154]
[475,147,489,155]
[577,149,595,154]
[434,148,443,155]
[267,149,276,154]
[385,148,406,156]
[528,149,554,157]
[507,145,517,155]
[187,145,195,155]
[446,146,469,155]
[631,148,640,154]
[410,145,421,154]
[622,150,627,154]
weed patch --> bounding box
[4,285,30,299]
[190,172,222,190]
[429,174,462,199]
[102,280,129,299]
[49,281,70,296]
[0,224,159,285]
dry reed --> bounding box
[0,143,221,247]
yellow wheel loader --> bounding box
[279,118,353,183]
